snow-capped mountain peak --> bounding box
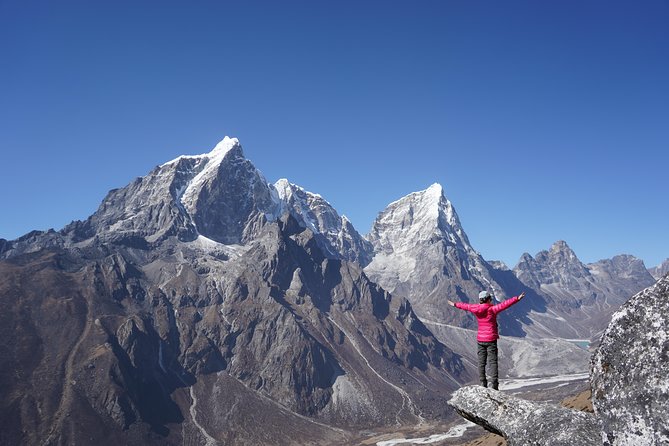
[179,137,243,214]
[364,183,499,320]
[274,178,292,199]
[211,136,240,156]
[367,183,470,254]
[161,136,240,168]
[272,178,373,264]
[77,137,278,245]
[273,179,333,234]
[425,182,444,198]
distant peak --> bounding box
[161,136,242,167]
[551,240,572,252]
[274,179,302,201]
[210,136,240,157]
[273,179,324,201]
[423,184,451,210]
[426,182,444,194]
[275,178,291,187]
[423,183,445,200]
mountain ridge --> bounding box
[0,138,469,445]
[0,136,659,444]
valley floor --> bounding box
[356,373,591,446]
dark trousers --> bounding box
[477,341,499,389]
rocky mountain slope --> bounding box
[358,183,654,341]
[273,178,373,266]
[363,184,508,330]
[1,137,660,444]
[0,139,468,445]
[514,241,656,339]
[245,178,659,392]
[649,258,669,280]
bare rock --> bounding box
[448,386,599,446]
[591,274,669,445]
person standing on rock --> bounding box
[448,291,526,390]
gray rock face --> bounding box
[649,258,669,280]
[514,241,592,297]
[364,184,502,328]
[591,273,669,445]
[0,139,475,445]
[513,242,656,339]
[1,136,664,444]
[179,138,280,244]
[0,138,282,258]
[448,386,600,446]
[88,137,279,245]
[0,210,468,443]
[273,179,373,265]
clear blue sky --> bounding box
[1,1,667,268]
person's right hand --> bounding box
[518,291,526,300]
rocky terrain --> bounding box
[449,386,599,446]
[591,273,669,445]
[648,258,669,280]
[0,139,468,445]
[357,183,654,343]
[448,274,669,446]
[364,183,503,330]
[273,178,373,266]
[0,137,662,445]
[514,241,656,339]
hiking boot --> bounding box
[480,380,487,388]
[491,381,499,390]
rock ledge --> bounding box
[448,386,599,446]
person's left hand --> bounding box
[448,300,455,306]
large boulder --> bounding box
[448,386,599,446]
[591,274,669,445]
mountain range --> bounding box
[0,137,662,445]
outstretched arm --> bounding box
[492,291,527,313]
[450,300,476,311]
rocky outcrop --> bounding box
[449,275,669,445]
[648,258,669,280]
[448,386,599,446]
[591,273,669,445]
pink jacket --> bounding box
[454,296,520,342]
